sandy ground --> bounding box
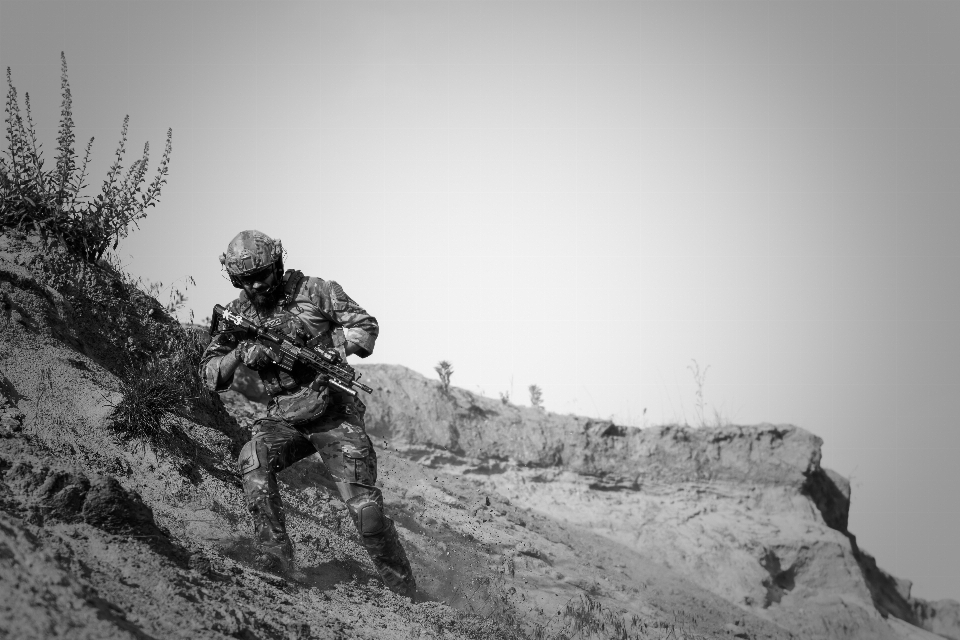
[1,233,955,640]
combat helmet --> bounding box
[220,230,284,289]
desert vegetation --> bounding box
[529,383,543,409]
[435,359,454,392]
[1,53,171,263]
[0,54,204,451]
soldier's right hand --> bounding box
[237,340,274,370]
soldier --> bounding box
[199,230,415,596]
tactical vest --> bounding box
[242,270,347,424]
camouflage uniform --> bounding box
[199,268,415,595]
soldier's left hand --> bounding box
[322,347,342,364]
[237,341,274,370]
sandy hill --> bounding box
[1,230,958,640]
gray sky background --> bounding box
[1,0,958,601]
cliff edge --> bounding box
[352,363,960,640]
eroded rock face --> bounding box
[913,599,960,640]
[802,467,851,532]
[356,363,960,640]
[359,364,825,489]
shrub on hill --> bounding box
[0,55,231,452]
[0,52,171,264]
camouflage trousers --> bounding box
[237,398,415,595]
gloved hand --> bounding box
[321,347,342,364]
[236,340,274,370]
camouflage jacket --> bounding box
[199,270,378,423]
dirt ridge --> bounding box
[354,363,960,640]
[1,232,958,640]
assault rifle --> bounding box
[210,304,373,397]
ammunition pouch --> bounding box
[266,384,332,425]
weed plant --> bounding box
[435,360,454,393]
[109,360,185,444]
[0,56,224,452]
[1,53,171,263]
[683,359,734,428]
[687,360,709,428]
[529,384,543,409]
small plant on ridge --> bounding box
[688,359,710,428]
[529,384,543,409]
[435,360,454,393]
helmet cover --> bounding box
[220,230,283,276]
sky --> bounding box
[1,0,958,602]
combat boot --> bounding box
[255,538,295,575]
[362,518,417,597]
[337,481,417,597]
[242,456,297,576]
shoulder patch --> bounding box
[327,280,359,310]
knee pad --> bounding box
[357,500,386,537]
[334,481,386,536]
